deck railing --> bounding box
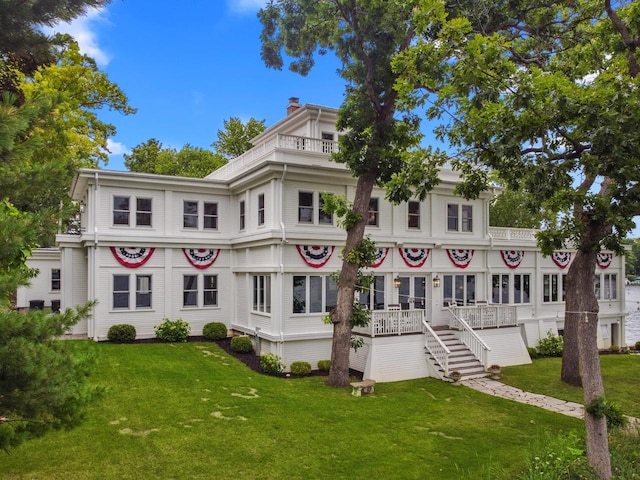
[353,309,424,337]
[448,309,491,368]
[449,304,517,329]
[423,320,451,376]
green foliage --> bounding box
[516,431,594,479]
[349,302,371,328]
[202,322,228,341]
[210,117,266,160]
[107,324,136,344]
[609,345,620,353]
[230,336,253,354]
[0,305,98,451]
[527,347,540,360]
[317,360,331,372]
[635,341,640,351]
[536,332,564,358]
[260,353,285,376]
[344,237,377,267]
[289,361,312,376]
[585,396,627,430]
[154,318,190,343]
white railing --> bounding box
[448,310,491,368]
[353,309,424,337]
[488,226,538,241]
[208,134,338,180]
[423,320,451,376]
[450,304,517,329]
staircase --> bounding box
[427,329,487,381]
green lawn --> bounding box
[1,342,584,480]
[499,355,640,418]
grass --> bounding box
[0,341,585,480]
[499,354,640,418]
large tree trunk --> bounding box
[327,172,377,387]
[562,265,582,387]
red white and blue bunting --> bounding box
[596,252,613,269]
[500,250,525,269]
[182,248,220,269]
[296,245,335,268]
[399,248,430,268]
[447,249,474,269]
[110,247,155,268]
[369,247,389,268]
[552,251,572,269]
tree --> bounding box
[394,1,640,476]
[211,117,266,160]
[260,0,445,387]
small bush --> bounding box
[107,324,136,343]
[536,331,563,357]
[609,344,620,353]
[317,359,331,372]
[203,322,228,341]
[260,353,285,376]
[635,340,640,351]
[527,346,539,359]
[290,361,312,376]
[230,336,253,353]
[154,318,190,343]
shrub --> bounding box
[609,344,620,353]
[260,353,285,376]
[527,346,539,359]
[107,324,136,343]
[536,331,563,357]
[230,336,253,353]
[154,318,190,343]
[635,340,640,351]
[290,361,312,376]
[202,322,228,341]
[317,359,331,372]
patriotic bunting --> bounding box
[551,251,572,269]
[183,248,220,269]
[296,245,335,268]
[447,249,474,269]
[596,252,613,269]
[500,250,525,269]
[110,247,155,268]
[399,248,430,268]
[369,247,389,268]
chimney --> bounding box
[286,97,301,115]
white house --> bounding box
[18,99,627,382]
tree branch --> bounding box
[605,0,640,78]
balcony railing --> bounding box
[353,309,425,337]
[488,226,538,241]
[448,304,517,329]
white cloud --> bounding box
[43,7,111,67]
[226,0,268,14]
[106,139,129,156]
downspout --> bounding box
[279,165,288,358]
[92,171,99,341]
[315,108,322,137]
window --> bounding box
[183,201,198,228]
[136,275,152,308]
[293,275,338,314]
[257,194,265,226]
[599,273,617,300]
[319,193,333,225]
[113,275,130,309]
[513,274,530,304]
[408,201,420,229]
[204,275,218,306]
[543,274,560,303]
[51,268,61,291]
[443,274,476,306]
[183,275,198,307]
[447,203,473,232]
[368,197,379,226]
[203,202,218,229]
[298,192,313,223]
[492,274,531,304]
[113,196,130,225]
[239,200,245,230]
[397,276,426,310]
[253,274,270,313]
[136,198,152,226]
[492,274,510,304]
[322,132,335,153]
[184,274,218,307]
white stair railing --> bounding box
[423,320,451,377]
[448,308,491,368]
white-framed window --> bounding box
[447,203,473,232]
[595,273,617,300]
[407,201,420,229]
[253,274,270,313]
[367,197,379,226]
[203,202,218,229]
[297,191,333,225]
[443,274,476,306]
[183,201,218,230]
[319,193,333,225]
[293,275,338,314]
[113,274,152,310]
[51,268,61,291]
[113,196,152,227]
[239,200,246,230]
[183,274,218,308]
[183,201,198,228]
[257,194,265,226]
[492,273,530,304]
[543,274,567,303]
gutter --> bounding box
[278,165,288,357]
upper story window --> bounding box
[319,193,333,225]
[183,201,219,230]
[297,191,333,225]
[51,268,61,291]
[183,201,198,228]
[447,203,473,232]
[203,202,218,229]
[257,194,265,226]
[114,196,152,227]
[367,197,379,226]
[408,201,420,229]
[239,200,246,230]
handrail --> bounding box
[448,308,491,368]
[423,320,451,377]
